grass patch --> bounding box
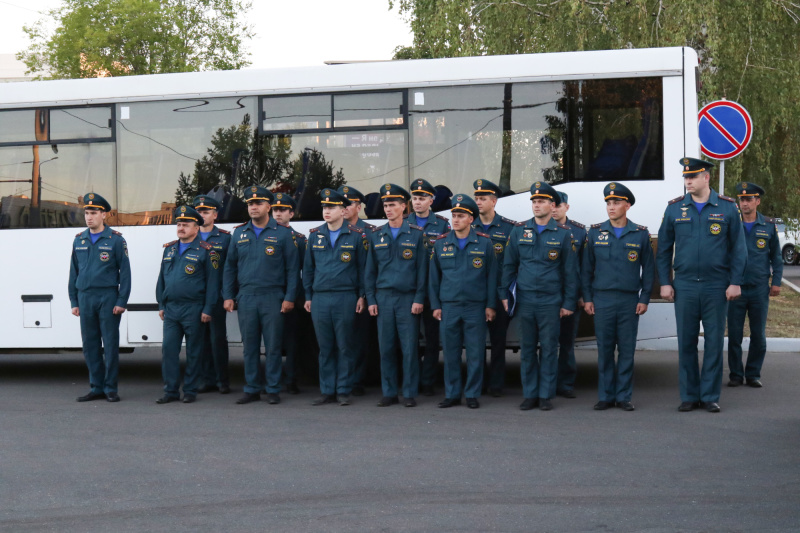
[733,285,800,338]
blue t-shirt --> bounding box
[200,231,211,241]
[482,223,491,233]
[744,221,756,233]
[389,226,401,240]
[329,228,341,246]
[90,232,102,245]
[613,226,624,239]
[536,224,548,234]
[457,237,469,250]
[415,216,429,228]
[252,225,265,239]
[179,242,191,255]
[694,201,707,213]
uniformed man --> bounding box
[471,179,516,397]
[339,185,378,396]
[69,193,131,403]
[304,188,368,406]
[222,186,300,405]
[501,181,579,411]
[193,195,232,395]
[582,183,655,411]
[429,194,496,409]
[550,192,586,399]
[407,178,451,396]
[155,206,220,404]
[727,182,782,388]
[271,192,307,395]
[365,184,427,407]
[657,158,747,413]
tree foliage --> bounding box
[18,0,253,79]
[390,0,800,218]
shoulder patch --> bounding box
[348,224,363,233]
[309,228,319,234]
[591,223,602,229]
[435,234,448,240]
[218,228,231,234]
[409,224,423,231]
[111,230,123,236]
[476,232,490,238]
[570,220,586,229]
[234,222,247,228]
[199,241,212,250]
[163,240,178,248]
[719,194,736,203]
[668,195,684,205]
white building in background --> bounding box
[0,54,36,82]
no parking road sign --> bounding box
[698,100,753,160]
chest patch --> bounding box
[185,264,196,275]
[265,246,275,255]
[628,250,638,262]
[402,248,414,260]
[756,238,766,249]
[341,251,352,263]
[472,257,484,268]
[709,223,722,235]
[548,249,559,260]
[494,242,504,254]
[99,251,110,262]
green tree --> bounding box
[19,0,253,79]
[391,0,800,219]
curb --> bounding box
[578,337,800,352]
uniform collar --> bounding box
[474,212,501,230]
[245,217,278,233]
[683,189,720,208]
[320,222,351,236]
[444,227,479,245]
[600,219,637,237]
[84,225,112,240]
[380,219,410,236]
[525,217,559,232]
[177,236,202,250]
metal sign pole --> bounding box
[719,160,725,194]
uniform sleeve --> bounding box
[413,232,428,305]
[574,228,585,299]
[203,250,220,316]
[727,206,748,285]
[156,253,166,311]
[769,225,783,287]
[581,231,595,304]
[485,241,497,310]
[303,239,315,301]
[656,208,675,286]
[364,235,378,307]
[68,241,79,308]
[639,232,656,305]
[443,218,451,232]
[560,233,578,312]
[282,231,299,303]
[115,237,132,308]
[500,228,520,296]
[222,232,239,301]
[428,244,443,310]
[357,233,368,298]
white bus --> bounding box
[0,46,699,350]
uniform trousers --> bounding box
[161,302,205,398]
[312,291,358,395]
[485,302,510,391]
[200,300,229,388]
[517,291,561,400]
[419,304,441,387]
[593,291,640,403]
[376,290,420,398]
[237,291,285,395]
[727,284,770,382]
[78,288,121,395]
[441,302,486,399]
[557,308,581,392]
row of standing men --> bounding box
[68,157,782,412]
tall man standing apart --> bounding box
[305,188,368,406]
[471,179,516,397]
[69,193,131,403]
[552,191,587,399]
[223,186,299,405]
[193,195,232,395]
[429,194,497,409]
[155,206,220,404]
[502,181,579,411]
[657,158,747,413]
[407,178,451,396]
[582,183,654,411]
[365,184,427,407]
[727,182,782,388]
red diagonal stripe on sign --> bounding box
[700,109,743,150]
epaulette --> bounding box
[515,221,525,226]
[501,216,516,225]
[218,228,231,234]
[309,228,319,234]
[569,220,586,229]
[112,230,123,236]
[199,241,212,250]
[719,194,736,203]
[402,213,409,219]
[591,223,602,229]
[364,222,376,230]
[435,234,448,240]
[764,216,776,224]
[637,225,648,231]
[75,232,83,237]
[163,240,178,248]
[668,196,684,205]
[558,223,570,230]
[348,224,364,233]
[435,213,449,221]
[476,232,490,238]
[409,224,423,231]
[234,222,247,228]
[293,230,305,239]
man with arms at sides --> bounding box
[193,195,232,395]
[727,182,782,388]
[223,186,299,405]
[501,181,579,412]
[69,193,131,403]
[365,184,427,407]
[155,206,220,404]
[657,158,746,413]
[429,194,497,409]
[582,183,654,411]
[304,188,368,406]
[407,178,451,396]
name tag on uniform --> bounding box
[237,239,249,244]
[518,238,533,244]
[708,215,725,221]
[400,242,416,248]
[98,246,112,251]
[312,244,326,250]
[340,244,354,250]
[674,218,691,222]
[75,246,88,251]
[184,255,199,262]
[625,242,641,249]
[468,250,484,256]
[545,240,561,246]
[265,236,278,243]
[594,241,610,246]
[439,252,455,258]
[373,242,389,249]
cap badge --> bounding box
[325,189,331,196]
[180,206,186,213]
[477,179,482,186]
[88,193,95,200]
[609,183,616,190]
[741,182,747,188]
[385,184,391,191]
[534,182,542,188]
[456,195,463,202]
[343,186,349,193]
[251,186,257,192]
[683,158,690,165]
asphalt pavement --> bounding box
[1,348,799,532]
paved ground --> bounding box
[1,348,799,532]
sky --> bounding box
[0,0,414,69]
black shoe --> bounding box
[197,384,219,394]
[519,398,539,411]
[182,395,196,404]
[351,386,365,397]
[106,392,120,403]
[727,379,743,387]
[377,396,399,407]
[337,394,351,406]
[286,383,301,395]
[312,395,337,406]
[236,393,261,405]
[466,397,480,409]
[702,401,721,413]
[488,388,503,398]
[617,401,635,411]
[557,389,577,399]
[219,385,231,395]
[420,385,435,397]
[266,393,281,405]
[678,401,700,412]
[404,397,417,407]
[746,379,763,388]
[156,395,180,404]
[77,392,106,402]
[438,397,461,408]
[539,398,553,411]
[594,401,612,410]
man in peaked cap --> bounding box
[727,182,782,388]
[501,181,579,411]
[156,206,220,404]
[69,192,131,403]
[581,183,654,411]
[657,158,747,413]
[223,185,300,405]
[429,194,497,409]
[193,195,233,395]
[472,179,516,397]
[407,178,452,397]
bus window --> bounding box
[50,107,113,141]
[262,95,331,132]
[333,92,405,129]
[0,143,115,229]
[0,109,41,144]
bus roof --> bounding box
[2,47,696,109]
